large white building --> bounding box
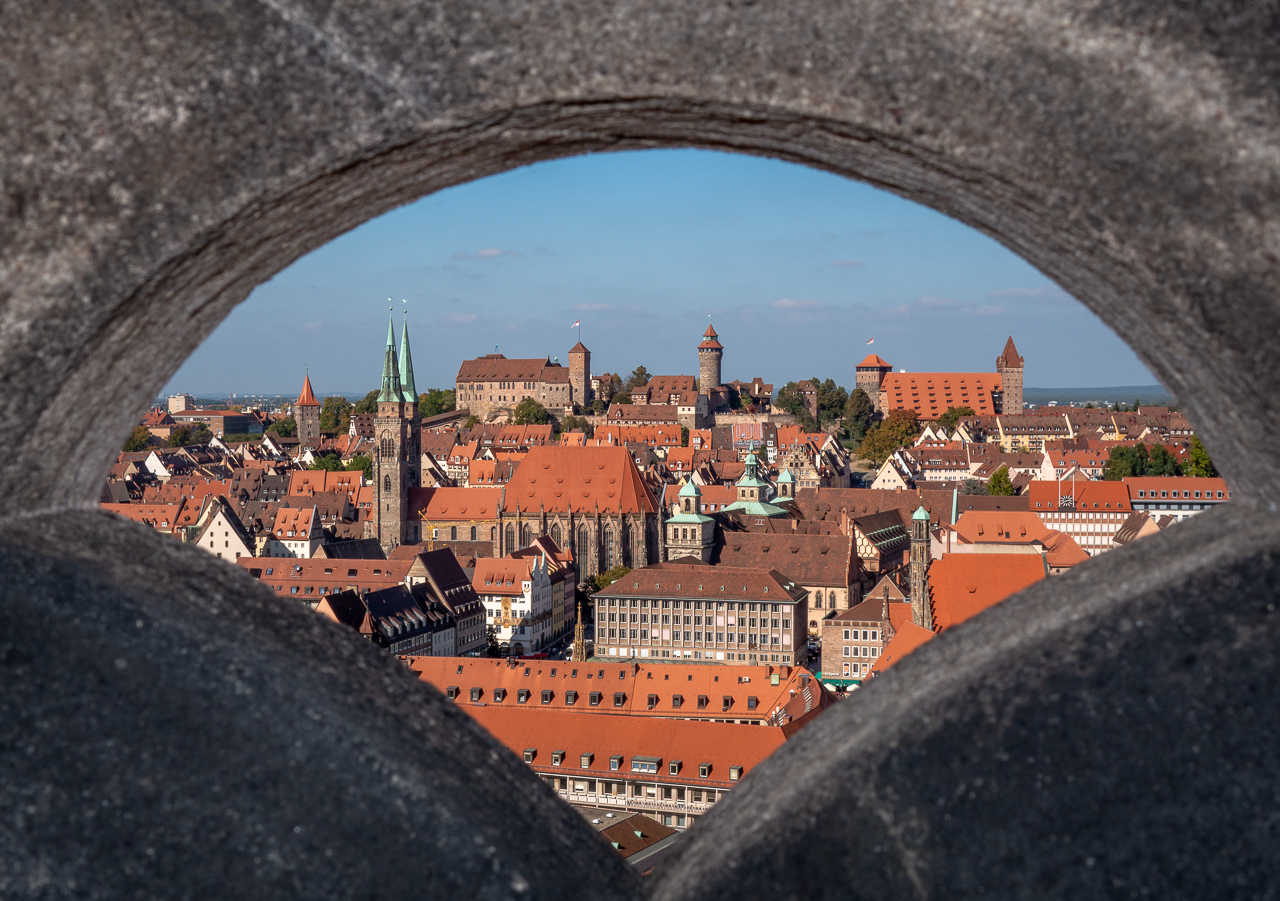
[474,554,555,656]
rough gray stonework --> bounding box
[3,0,1280,897]
[0,511,640,900]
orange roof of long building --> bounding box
[879,372,1003,419]
[928,553,1047,632]
[1026,480,1132,512]
[869,621,934,674]
[409,487,504,520]
[501,446,659,514]
[288,470,364,503]
[465,706,785,789]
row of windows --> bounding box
[607,628,784,645]
[608,613,788,628]
[605,599,783,612]
[1135,488,1225,499]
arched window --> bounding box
[490,526,497,542]
[380,434,394,459]
[505,523,515,551]
[521,524,532,547]
[383,474,391,493]
[470,525,477,541]
[550,523,562,546]
[602,528,614,567]
[578,525,589,558]
[450,526,457,541]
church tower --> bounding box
[569,341,591,410]
[996,335,1025,414]
[698,324,723,390]
[664,480,717,562]
[294,371,321,446]
[909,506,933,631]
[372,313,422,553]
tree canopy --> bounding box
[123,425,152,452]
[857,409,921,466]
[811,377,848,426]
[624,366,652,391]
[418,388,456,419]
[345,454,373,480]
[987,465,1015,496]
[960,478,989,495]
[267,417,296,438]
[558,414,594,438]
[842,389,874,441]
[320,396,352,433]
[937,405,976,432]
[1183,435,1218,477]
[512,397,550,425]
[352,390,379,414]
[308,453,343,471]
[1103,443,1182,480]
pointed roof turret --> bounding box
[698,322,723,350]
[398,317,418,404]
[378,312,403,402]
[295,372,319,407]
[569,341,590,354]
[856,353,893,370]
[997,335,1024,369]
[703,323,718,339]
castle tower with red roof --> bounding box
[698,323,723,391]
[996,335,1025,414]
[295,371,321,446]
[855,353,893,412]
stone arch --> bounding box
[4,5,1280,901]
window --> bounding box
[445,686,459,700]
[613,692,626,707]
[565,690,578,705]
[517,689,530,704]
[610,755,622,771]
[631,756,660,774]
[669,760,682,776]
[747,696,758,710]
[672,694,683,709]
[493,688,507,702]
[698,763,711,778]
[697,695,709,709]
[729,766,743,781]
[589,691,602,707]
[551,750,564,766]
[541,690,553,704]
[383,474,391,493]
[580,753,593,768]
[523,748,536,763]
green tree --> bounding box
[987,465,1015,496]
[1146,444,1182,476]
[267,417,297,437]
[167,427,192,448]
[344,454,373,480]
[320,396,353,433]
[590,397,607,415]
[624,366,652,391]
[353,390,380,414]
[462,415,481,429]
[512,397,550,425]
[418,388,457,419]
[775,381,818,431]
[937,405,976,433]
[681,426,689,447]
[1103,444,1150,480]
[485,625,501,658]
[189,427,213,445]
[308,453,343,471]
[610,390,632,406]
[123,425,152,452]
[558,414,594,438]
[842,389,874,441]
[856,409,921,466]
[960,479,989,496]
[811,377,848,427]
[1184,435,1218,477]
[591,566,631,592]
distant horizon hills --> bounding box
[165,384,1176,410]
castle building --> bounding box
[294,372,321,446]
[455,343,591,422]
[855,336,1026,419]
[367,314,422,553]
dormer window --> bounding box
[698,763,711,778]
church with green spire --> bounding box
[367,311,423,552]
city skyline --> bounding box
[163,149,1158,398]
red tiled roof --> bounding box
[271,506,319,540]
[500,446,658,515]
[287,470,365,503]
[456,355,569,383]
[465,706,785,789]
[1026,480,1132,512]
[472,557,535,596]
[856,353,892,369]
[410,487,504,520]
[869,622,934,674]
[880,372,1003,419]
[296,374,319,407]
[929,553,1046,631]
[100,502,185,531]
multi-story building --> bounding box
[711,531,856,630]
[367,314,423,553]
[855,336,1025,418]
[455,342,590,422]
[405,547,488,656]
[1026,480,1134,556]
[474,553,557,656]
[264,506,323,558]
[1123,477,1231,522]
[593,563,807,665]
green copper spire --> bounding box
[399,315,418,405]
[378,310,403,402]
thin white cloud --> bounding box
[572,302,648,315]
[772,298,832,311]
[301,321,324,332]
[987,286,1068,300]
[451,248,522,260]
[879,295,1005,318]
[830,259,865,268]
[441,312,478,324]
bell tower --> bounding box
[294,370,321,446]
[371,312,422,553]
[909,506,933,630]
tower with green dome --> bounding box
[722,453,787,518]
[664,480,717,562]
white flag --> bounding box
[865,337,875,345]
[571,320,580,329]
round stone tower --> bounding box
[698,323,723,390]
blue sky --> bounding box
[164,149,1155,398]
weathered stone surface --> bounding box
[0,510,640,900]
[653,504,1280,900]
[4,1,1280,897]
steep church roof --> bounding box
[378,313,404,403]
[997,335,1024,368]
[399,318,418,404]
[295,373,320,407]
[501,446,658,515]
